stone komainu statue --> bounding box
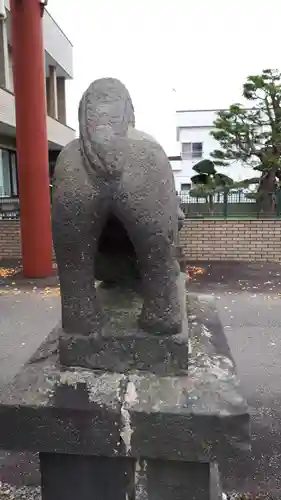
[52,78,182,338]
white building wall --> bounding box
[174,110,256,193]
[4,0,73,78]
[0,4,75,148]
[169,159,181,172]
[0,87,74,148]
[42,10,73,78]
[177,110,217,129]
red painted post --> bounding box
[10,0,53,277]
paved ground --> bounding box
[1,261,281,497]
[0,289,60,387]
[0,271,60,488]
[189,262,281,498]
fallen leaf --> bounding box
[43,286,60,297]
[0,267,21,278]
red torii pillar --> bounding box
[10,0,53,277]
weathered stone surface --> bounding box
[136,460,221,500]
[59,275,188,375]
[95,195,186,284]
[52,77,183,348]
[40,455,222,500]
[0,293,250,462]
[175,195,187,272]
[40,453,135,500]
[175,244,187,272]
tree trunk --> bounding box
[257,170,277,216]
[223,190,228,218]
[208,195,214,216]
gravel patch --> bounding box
[0,484,267,500]
[0,484,40,500]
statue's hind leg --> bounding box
[53,188,109,337]
[52,142,109,337]
[113,190,182,336]
[136,232,182,335]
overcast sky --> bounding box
[48,0,281,155]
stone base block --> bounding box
[59,276,189,375]
[59,325,189,375]
[40,453,135,500]
[40,453,222,500]
[0,293,250,500]
[0,293,249,462]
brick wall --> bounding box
[0,220,55,261]
[1,219,281,264]
[0,220,21,260]
[180,219,281,262]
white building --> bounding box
[172,109,256,193]
[0,1,75,210]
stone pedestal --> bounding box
[0,293,250,500]
[40,454,134,500]
[59,278,189,375]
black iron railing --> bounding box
[179,191,281,219]
[0,197,20,220]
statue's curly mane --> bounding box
[78,78,135,177]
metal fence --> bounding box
[179,191,281,218]
[1,192,281,221]
[0,197,20,220]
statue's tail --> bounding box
[78,78,135,177]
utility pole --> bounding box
[10,0,53,278]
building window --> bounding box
[182,142,203,160]
[0,149,18,198]
[8,46,14,92]
[181,183,191,191]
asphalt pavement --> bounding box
[190,262,281,498]
[1,262,281,498]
